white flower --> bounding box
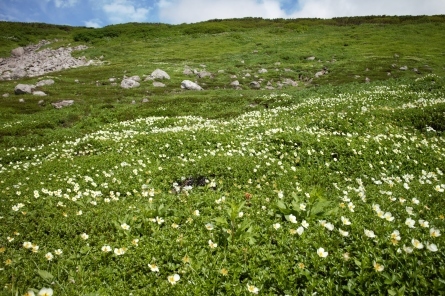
[403,245,413,254]
[296,226,304,236]
[247,284,259,294]
[288,214,297,224]
[373,261,384,272]
[121,223,130,230]
[339,229,349,237]
[238,212,244,218]
[406,207,414,215]
[317,247,328,258]
[101,245,112,253]
[114,247,127,255]
[277,191,284,199]
[80,233,89,240]
[24,291,36,296]
[384,212,394,222]
[427,242,438,252]
[372,204,381,212]
[23,241,32,249]
[405,218,416,228]
[390,230,401,241]
[364,229,376,238]
[273,223,281,230]
[348,202,355,212]
[419,219,429,228]
[412,198,420,204]
[208,240,217,248]
[324,222,334,231]
[193,210,200,216]
[430,228,441,237]
[205,223,214,231]
[149,263,159,272]
[300,203,306,211]
[45,252,54,261]
[341,216,351,225]
[301,220,309,228]
[168,274,180,285]
[411,239,424,249]
[37,287,53,296]
[156,217,164,225]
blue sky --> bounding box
[1,0,444,28]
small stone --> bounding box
[142,98,149,103]
[400,66,408,71]
[306,56,316,61]
[32,91,47,96]
[258,68,268,74]
[153,81,166,87]
[2,93,9,98]
[250,81,261,89]
[19,98,25,103]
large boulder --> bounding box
[121,78,140,89]
[150,69,170,80]
[11,47,25,57]
[181,80,203,91]
[14,84,35,95]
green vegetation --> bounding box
[0,16,445,295]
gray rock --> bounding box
[244,73,251,77]
[400,66,408,71]
[306,56,316,61]
[183,68,193,76]
[230,75,237,79]
[181,80,203,91]
[218,70,225,73]
[282,79,298,87]
[109,78,116,82]
[11,47,25,57]
[129,75,141,82]
[197,71,212,78]
[11,69,27,79]
[19,98,25,103]
[15,84,35,95]
[230,80,240,87]
[365,77,371,83]
[2,93,9,98]
[52,100,74,109]
[250,81,261,89]
[150,69,170,80]
[315,70,326,78]
[33,91,47,96]
[36,79,55,87]
[258,68,268,74]
[265,86,275,90]
[121,78,140,89]
[142,98,149,103]
[38,100,45,105]
[153,81,166,87]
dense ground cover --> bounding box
[0,16,445,295]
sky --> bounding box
[0,0,444,28]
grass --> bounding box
[0,16,445,295]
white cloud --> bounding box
[53,0,79,8]
[157,0,445,24]
[290,0,445,18]
[103,0,151,23]
[158,0,286,24]
[85,19,102,28]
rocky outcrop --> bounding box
[0,40,94,81]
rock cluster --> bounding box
[0,40,95,81]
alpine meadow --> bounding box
[0,16,445,295]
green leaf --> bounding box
[213,216,228,226]
[354,259,361,268]
[277,200,287,210]
[37,270,54,281]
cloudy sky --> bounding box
[0,0,444,28]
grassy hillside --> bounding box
[0,17,445,295]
